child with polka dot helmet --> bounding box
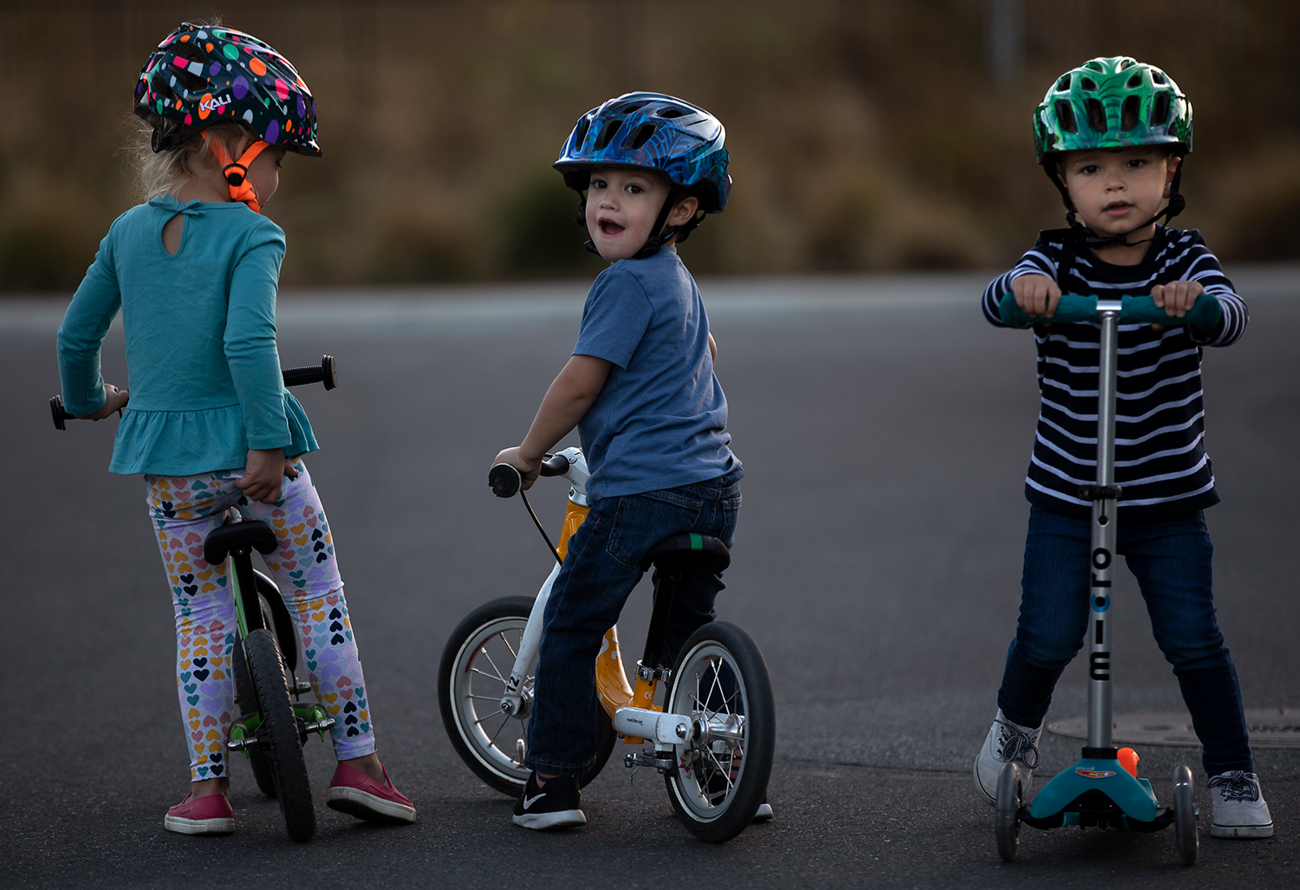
[58,22,416,837]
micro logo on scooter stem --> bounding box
[1076,769,1118,778]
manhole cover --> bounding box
[1048,708,1300,748]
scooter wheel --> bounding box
[1173,764,1198,866]
[995,761,1024,862]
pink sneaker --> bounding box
[164,791,234,835]
[326,762,416,824]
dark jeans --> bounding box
[524,468,742,774]
[998,506,1252,776]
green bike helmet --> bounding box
[1034,56,1191,162]
[1034,57,1192,244]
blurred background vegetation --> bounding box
[1,0,1297,292]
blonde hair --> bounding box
[131,116,255,201]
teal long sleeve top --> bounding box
[57,195,317,476]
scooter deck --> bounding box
[1023,755,1172,831]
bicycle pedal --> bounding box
[291,680,313,696]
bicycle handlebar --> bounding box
[488,453,570,498]
[50,354,338,431]
[998,293,1222,330]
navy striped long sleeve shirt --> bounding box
[981,226,1247,521]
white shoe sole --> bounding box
[973,755,997,807]
[164,815,234,835]
[326,786,416,823]
[1211,821,1274,839]
[513,809,587,830]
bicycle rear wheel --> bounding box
[245,627,316,842]
[663,621,774,843]
[438,596,615,796]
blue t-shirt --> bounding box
[573,246,738,501]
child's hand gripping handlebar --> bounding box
[50,354,338,431]
[997,293,1223,329]
[487,453,571,498]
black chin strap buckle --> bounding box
[224,164,248,187]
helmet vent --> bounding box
[658,107,685,119]
[1121,95,1141,131]
[1084,60,1104,72]
[1127,73,1143,89]
[614,100,647,114]
[1055,100,1078,134]
[574,117,591,148]
[151,75,183,106]
[1056,74,1072,92]
[170,46,210,92]
[1151,92,1171,126]
[1081,76,1097,91]
[627,122,656,150]
[1084,97,1107,133]
[595,119,621,151]
[1152,71,1167,85]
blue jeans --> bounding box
[524,468,742,774]
[998,507,1252,776]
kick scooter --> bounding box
[54,356,339,842]
[993,294,1221,866]
[439,448,774,843]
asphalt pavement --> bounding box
[2,268,1297,888]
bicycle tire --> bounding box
[438,596,615,797]
[233,599,280,798]
[245,627,316,842]
[663,621,774,843]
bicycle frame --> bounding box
[496,448,638,728]
[219,508,334,753]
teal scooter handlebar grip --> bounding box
[998,293,1097,326]
[1119,293,1222,329]
[999,292,1222,329]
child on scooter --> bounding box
[57,23,414,835]
[491,92,750,830]
[972,56,1271,839]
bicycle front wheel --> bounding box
[663,621,775,843]
[245,627,316,842]
[438,596,615,796]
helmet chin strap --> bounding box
[1046,158,1186,249]
[202,132,271,213]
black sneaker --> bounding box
[512,772,586,830]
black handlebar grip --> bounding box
[489,463,523,498]
[50,395,68,431]
[281,355,337,390]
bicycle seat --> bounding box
[204,519,280,565]
[641,533,731,576]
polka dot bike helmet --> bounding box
[554,92,731,257]
[1033,57,1192,242]
[135,22,320,157]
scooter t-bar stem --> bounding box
[1087,302,1122,751]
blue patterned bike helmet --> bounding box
[554,92,731,257]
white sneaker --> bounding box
[973,709,1043,806]
[1208,771,1273,838]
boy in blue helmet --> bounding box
[492,92,750,830]
[973,57,1272,839]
